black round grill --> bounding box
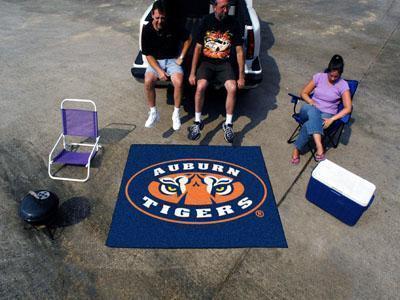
[20,190,59,225]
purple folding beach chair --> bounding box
[48,99,101,182]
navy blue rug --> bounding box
[106,145,287,248]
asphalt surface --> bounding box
[1,0,399,299]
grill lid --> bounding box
[20,190,59,223]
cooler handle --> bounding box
[329,188,343,197]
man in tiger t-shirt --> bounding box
[188,0,245,143]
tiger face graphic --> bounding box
[203,30,233,59]
[148,173,244,205]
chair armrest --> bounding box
[339,109,352,124]
[288,93,302,103]
[86,136,100,166]
[288,93,303,115]
[49,133,64,162]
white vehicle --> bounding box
[131,0,262,89]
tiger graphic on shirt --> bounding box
[203,30,233,59]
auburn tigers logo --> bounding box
[125,159,267,225]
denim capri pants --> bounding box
[294,104,333,150]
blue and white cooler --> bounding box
[306,159,376,226]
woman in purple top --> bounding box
[291,55,352,164]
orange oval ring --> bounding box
[125,158,268,225]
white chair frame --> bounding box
[48,99,101,182]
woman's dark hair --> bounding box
[152,1,166,14]
[327,54,344,74]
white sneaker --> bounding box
[172,112,181,130]
[145,109,160,128]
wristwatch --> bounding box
[179,55,184,60]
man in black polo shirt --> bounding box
[141,1,191,130]
[188,0,245,143]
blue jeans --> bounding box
[294,104,333,150]
[145,59,183,77]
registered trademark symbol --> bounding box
[255,210,264,218]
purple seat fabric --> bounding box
[62,109,98,137]
[53,150,96,166]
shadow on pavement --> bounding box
[233,20,279,146]
[55,197,91,227]
[90,122,136,168]
[98,123,136,145]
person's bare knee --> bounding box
[196,79,208,95]
[144,74,157,91]
[225,80,237,95]
[171,73,183,89]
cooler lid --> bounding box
[311,159,376,207]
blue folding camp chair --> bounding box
[287,80,359,159]
[48,99,101,182]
